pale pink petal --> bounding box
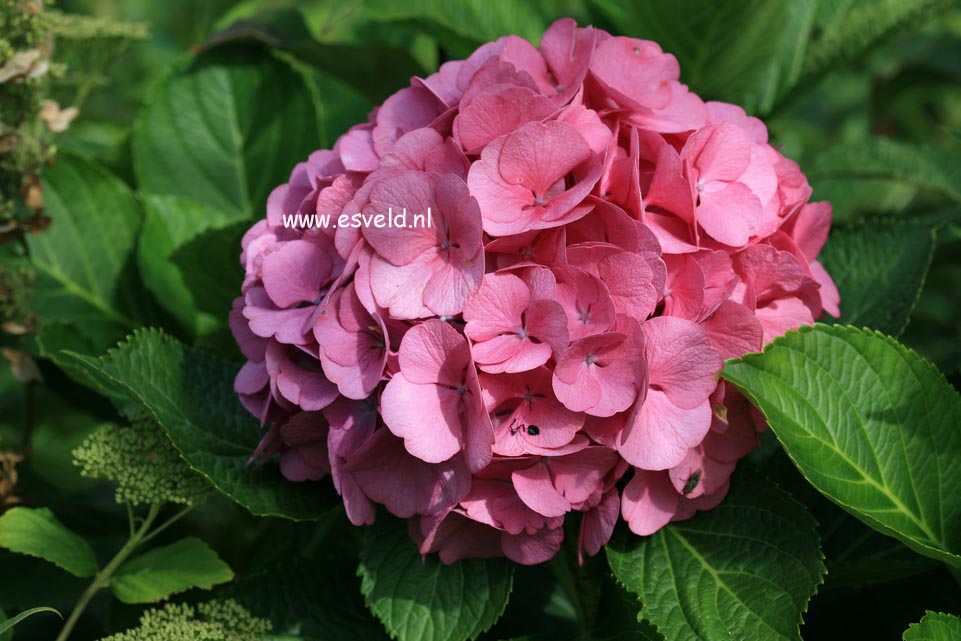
[380,373,462,463]
[512,463,571,517]
[619,391,712,470]
[642,316,721,408]
[621,470,679,536]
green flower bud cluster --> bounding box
[73,420,212,507]
[100,600,272,641]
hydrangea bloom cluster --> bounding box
[232,18,839,565]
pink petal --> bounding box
[619,390,712,470]
[578,488,619,559]
[498,121,593,197]
[756,297,815,344]
[513,462,571,517]
[261,240,334,308]
[696,181,762,247]
[501,526,565,565]
[346,429,470,517]
[700,300,763,360]
[642,316,721,408]
[453,86,555,154]
[380,373,462,463]
[621,470,679,536]
[397,319,470,386]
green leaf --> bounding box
[590,0,818,114]
[0,507,98,578]
[58,328,338,520]
[822,510,940,589]
[132,45,319,218]
[723,324,961,569]
[766,450,939,590]
[812,139,961,205]
[170,220,249,320]
[361,0,549,57]
[111,537,234,604]
[606,474,824,641]
[800,0,954,91]
[818,215,944,336]
[28,154,144,351]
[138,195,233,334]
[225,557,389,641]
[202,9,409,105]
[26,398,101,493]
[359,518,514,641]
[903,612,961,641]
[0,607,61,640]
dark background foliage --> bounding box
[1,1,960,640]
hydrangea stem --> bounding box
[54,503,162,641]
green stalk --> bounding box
[54,503,162,641]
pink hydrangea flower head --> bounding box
[233,17,838,565]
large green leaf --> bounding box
[202,9,412,105]
[903,612,961,641]
[358,518,515,641]
[28,154,144,351]
[111,537,234,604]
[361,0,550,56]
[132,45,319,218]
[58,329,338,520]
[138,195,233,334]
[171,220,249,321]
[812,139,961,205]
[0,507,98,578]
[800,0,954,93]
[724,324,961,569]
[818,215,944,336]
[764,450,938,590]
[606,474,824,641]
[591,0,817,114]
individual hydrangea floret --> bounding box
[231,18,839,565]
[99,599,271,641]
[73,421,211,506]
